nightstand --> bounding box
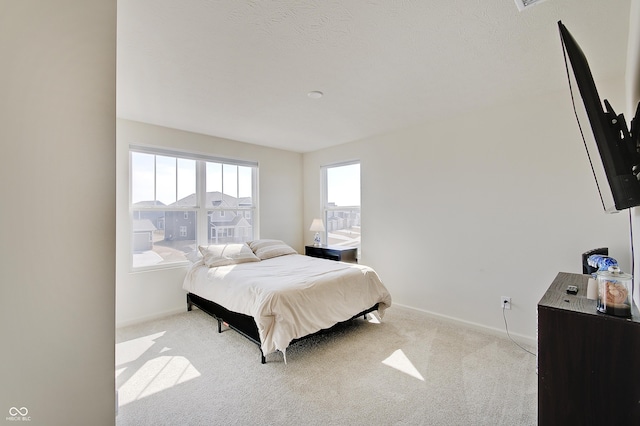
[304,245,358,263]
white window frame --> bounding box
[129,145,259,271]
[321,161,361,256]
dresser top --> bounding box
[539,272,640,323]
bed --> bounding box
[182,239,392,363]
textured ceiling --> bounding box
[117,0,632,153]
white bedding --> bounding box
[182,254,392,355]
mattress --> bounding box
[182,253,392,355]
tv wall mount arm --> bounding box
[631,102,640,180]
[604,99,640,180]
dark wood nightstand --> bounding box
[304,245,358,263]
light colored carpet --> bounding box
[116,305,537,425]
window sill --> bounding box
[130,261,191,274]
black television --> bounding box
[558,20,640,212]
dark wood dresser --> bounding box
[304,245,357,263]
[537,272,640,425]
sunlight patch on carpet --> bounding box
[115,367,127,379]
[116,331,166,366]
[118,355,201,405]
[382,349,425,381]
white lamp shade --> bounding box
[309,218,325,232]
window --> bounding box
[205,161,254,245]
[130,146,258,270]
[322,162,360,253]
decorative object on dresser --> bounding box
[305,244,358,263]
[537,272,640,424]
[309,218,325,246]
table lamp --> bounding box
[309,218,325,246]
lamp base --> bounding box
[313,232,321,247]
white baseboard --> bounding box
[116,306,186,329]
[393,303,537,350]
[116,303,538,352]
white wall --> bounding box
[628,0,640,308]
[304,81,631,344]
[0,1,116,425]
[116,119,303,327]
[627,0,640,114]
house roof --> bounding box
[132,200,166,207]
[171,191,252,208]
[132,219,157,232]
[210,215,251,228]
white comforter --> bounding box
[182,254,392,355]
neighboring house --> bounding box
[164,191,253,243]
[132,200,166,230]
[209,210,253,244]
[132,219,157,252]
[326,205,360,233]
[164,210,197,241]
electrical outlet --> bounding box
[501,296,511,310]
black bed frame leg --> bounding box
[261,350,266,364]
[186,294,192,312]
[217,319,222,333]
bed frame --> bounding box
[186,292,379,363]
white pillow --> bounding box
[248,239,297,260]
[198,243,260,267]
